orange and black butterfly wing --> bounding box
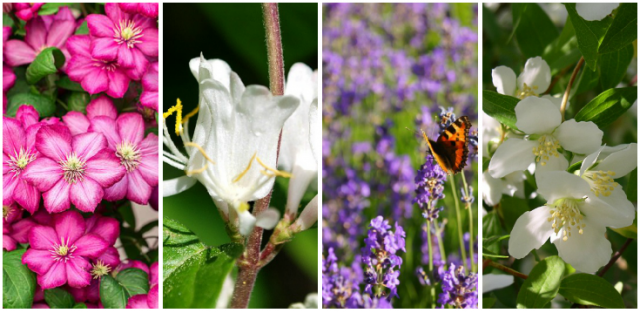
[433,116,470,174]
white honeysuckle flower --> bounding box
[309,98,319,166]
[576,3,619,21]
[483,274,514,293]
[278,63,318,215]
[292,195,318,232]
[488,96,603,178]
[482,113,501,157]
[482,171,526,206]
[492,57,551,99]
[509,171,634,273]
[162,54,300,236]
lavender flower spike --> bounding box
[439,263,478,309]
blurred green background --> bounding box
[163,3,318,308]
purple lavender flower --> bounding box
[322,248,365,308]
[414,155,447,221]
[438,263,478,309]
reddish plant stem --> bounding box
[485,259,529,280]
[598,238,633,277]
[559,57,584,121]
[262,3,285,95]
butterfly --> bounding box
[421,116,471,175]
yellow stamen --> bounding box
[184,142,215,164]
[183,105,199,123]
[256,156,292,178]
[163,99,183,135]
[233,153,257,183]
[186,164,208,175]
[238,202,250,213]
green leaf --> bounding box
[44,288,75,309]
[38,3,71,15]
[100,268,149,309]
[599,3,637,54]
[626,168,637,202]
[612,213,637,239]
[483,297,496,308]
[559,273,625,308]
[73,303,88,309]
[25,47,65,84]
[482,90,520,130]
[574,87,637,128]
[7,93,56,117]
[501,196,530,232]
[512,3,558,58]
[3,248,36,308]
[56,76,85,92]
[75,21,89,35]
[516,256,565,308]
[68,92,91,113]
[599,44,634,90]
[163,217,243,308]
[482,212,503,254]
[565,3,613,70]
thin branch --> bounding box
[485,259,528,280]
[559,57,584,121]
[598,238,633,277]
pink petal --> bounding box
[65,35,91,57]
[35,124,72,161]
[70,178,103,213]
[3,172,19,206]
[24,17,46,49]
[118,3,138,13]
[27,225,57,250]
[86,95,117,120]
[72,132,107,160]
[61,111,90,136]
[90,37,119,61]
[22,248,55,275]
[85,149,126,188]
[140,90,158,111]
[127,170,152,204]
[3,117,26,156]
[86,279,100,303]
[147,284,159,308]
[149,262,158,286]
[45,15,74,48]
[22,157,63,192]
[3,66,17,91]
[33,209,53,226]
[13,177,40,214]
[116,44,136,68]
[142,62,158,91]
[12,218,38,243]
[137,134,159,185]
[66,256,92,288]
[96,246,121,268]
[73,233,108,258]
[66,55,94,82]
[104,3,125,23]
[66,286,87,303]
[103,173,128,201]
[54,210,86,244]
[85,14,114,38]
[139,4,158,19]
[38,261,67,289]
[81,67,109,95]
[137,27,158,57]
[106,68,130,98]
[3,234,17,251]
[16,105,40,128]
[88,116,120,149]
[126,294,150,309]
[87,216,120,245]
[118,260,148,274]
[3,40,36,66]
[116,113,144,145]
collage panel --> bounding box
[162,3,319,309]
[322,3,479,309]
[2,2,159,309]
[482,3,637,309]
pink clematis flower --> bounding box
[119,3,159,19]
[66,35,132,98]
[22,124,126,213]
[126,284,158,309]
[4,7,75,69]
[22,210,109,289]
[3,26,15,112]
[13,3,44,21]
[3,223,17,251]
[90,113,158,204]
[140,62,158,111]
[86,3,158,79]
[62,95,118,135]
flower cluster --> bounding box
[438,263,478,308]
[362,216,406,299]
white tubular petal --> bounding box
[286,166,317,215]
[580,146,604,177]
[309,99,319,166]
[517,57,551,93]
[255,208,280,230]
[536,171,591,202]
[553,224,611,273]
[212,199,229,220]
[488,138,537,178]
[239,211,257,237]
[535,153,569,174]
[514,96,561,134]
[483,274,514,293]
[293,195,318,232]
[482,171,504,206]
[576,3,619,21]
[492,66,517,96]
[594,143,637,178]
[285,63,315,103]
[189,55,201,81]
[163,176,198,197]
[581,188,635,229]
[508,206,554,258]
[555,120,603,154]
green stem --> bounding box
[434,222,446,263]
[426,221,435,308]
[459,170,476,273]
[449,174,468,275]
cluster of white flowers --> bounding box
[484,56,636,273]
[163,54,318,237]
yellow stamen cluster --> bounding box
[547,198,585,242]
[517,83,539,99]
[115,20,143,48]
[50,237,77,262]
[532,135,561,166]
[585,170,618,197]
[8,148,37,177]
[91,260,111,279]
[61,153,86,184]
[116,141,141,172]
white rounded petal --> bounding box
[555,120,603,154]
[535,152,569,174]
[515,96,561,134]
[576,3,619,21]
[582,186,635,229]
[509,206,554,258]
[255,208,281,230]
[163,176,198,197]
[541,94,564,110]
[238,211,257,237]
[285,63,316,103]
[553,224,611,273]
[483,274,514,293]
[482,171,504,206]
[536,171,591,202]
[492,66,517,96]
[580,146,604,177]
[488,138,537,178]
[517,57,552,94]
[594,143,637,178]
